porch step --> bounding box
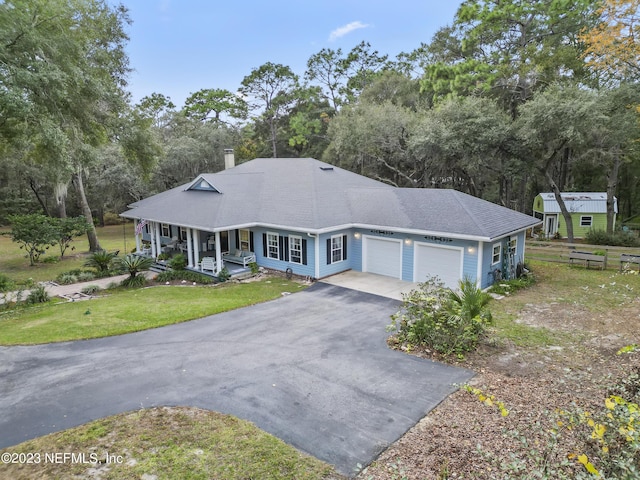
[150,262,169,273]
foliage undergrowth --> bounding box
[155,270,216,284]
[387,277,492,357]
[585,229,640,247]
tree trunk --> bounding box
[544,169,574,242]
[606,148,621,234]
[28,177,50,216]
[72,169,102,251]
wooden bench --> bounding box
[222,250,256,267]
[620,253,640,272]
[568,251,607,270]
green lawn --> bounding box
[0,280,304,345]
[0,224,133,284]
[0,407,340,480]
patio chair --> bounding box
[200,257,217,274]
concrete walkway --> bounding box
[321,270,417,300]
[0,272,155,304]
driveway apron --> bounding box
[0,283,473,476]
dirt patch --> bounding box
[358,266,640,479]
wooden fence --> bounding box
[525,240,640,270]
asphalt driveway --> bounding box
[0,283,473,476]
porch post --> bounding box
[134,220,141,253]
[150,222,157,258]
[154,222,162,258]
[476,241,484,289]
[192,229,200,266]
[215,231,222,274]
[186,228,193,268]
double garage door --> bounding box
[363,237,462,289]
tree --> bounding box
[580,0,640,84]
[182,88,248,124]
[240,62,299,158]
[136,93,176,129]
[517,85,604,242]
[53,216,92,257]
[0,0,132,252]
[6,214,58,265]
[340,41,391,102]
[305,48,348,112]
[421,0,599,114]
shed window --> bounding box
[580,216,593,227]
[509,237,518,254]
[492,243,501,265]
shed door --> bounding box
[414,243,462,289]
[363,237,402,279]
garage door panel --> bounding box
[414,244,462,289]
[364,237,402,279]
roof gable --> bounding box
[186,175,221,193]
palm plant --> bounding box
[84,250,118,273]
[114,254,154,287]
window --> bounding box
[179,227,188,241]
[267,232,279,259]
[509,237,517,255]
[492,243,501,265]
[580,216,593,227]
[239,229,250,251]
[331,235,344,263]
[161,223,170,237]
[289,235,302,264]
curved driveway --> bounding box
[0,283,473,476]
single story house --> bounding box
[532,192,617,239]
[121,155,540,289]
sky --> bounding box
[115,1,463,108]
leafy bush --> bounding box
[168,253,187,270]
[585,229,640,247]
[77,271,95,282]
[42,255,60,264]
[217,267,231,282]
[81,285,101,295]
[488,274,535,295]
[0,273,14,293]
[387,277,493,356]
[26,285,49,304]
[103,212,123,226]
[114,254,154,282]
[84,250,118,273]
[249,262,259,274]
[57,273,78,285]
[157,252,171,261]
[155,270,215,284]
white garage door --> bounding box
[414,243,462,289]
[363,237,402,279]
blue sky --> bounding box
[117,1,463,107]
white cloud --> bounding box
[328,21,370,41]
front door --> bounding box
[545,215,557,238]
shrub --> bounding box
[155,270,215,284]
[81,285,101,295]
[77,271,95,282]
[387,276,493,356]
[488,274,535,295]
[57,273,78,285]
[26,285,49,304]
[42,255,60,264]
[0,273,14,293]
[249,262,259,274]
[157,252,171,261]
[168,253,187,270]
[103,212,123,226]
[217,267,231,282]
[114,254,154,281]
[585,229,640,247]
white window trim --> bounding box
[267,232,279,260]
[580,215,593,227]
[509,237,518,254]
[239,229,250,251]
[179,227,188,241]
[289,235,302,264]
[331,234,345,264]
[161,223,170,237]
[492,243,501,265]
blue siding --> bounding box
[252,227,316,278]
[318,231,353,277]
[481,231,527,288]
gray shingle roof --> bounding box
[122,157,540,241]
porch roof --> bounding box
[121,158,540,241]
